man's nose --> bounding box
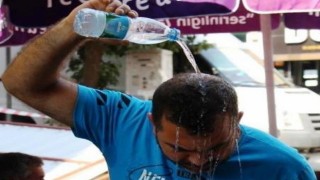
[187,152,210,166]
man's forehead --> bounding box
[161,112,233,129]
[158,120,234,152]
[160,115,233,138]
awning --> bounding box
[0,122,107,179]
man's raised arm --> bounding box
[1,0,137,127]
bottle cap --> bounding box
[168,28,181,41]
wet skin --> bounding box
[152,113,241,173]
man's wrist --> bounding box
[53,17,86,44]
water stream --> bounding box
[236,138,243,180]
[176,39,201,73]
[175,126,180,171]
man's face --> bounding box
[154,114,239,173]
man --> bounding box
[1,0,316,179]
[0,152,44,180]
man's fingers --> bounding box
[115,4,138,18]
[106,1,138,17]
[128,10,138,18]
[105,0,122,12]
[114,4,129,14]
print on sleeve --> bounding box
[95,90,108,106]
[117,93,132,109]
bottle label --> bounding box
[100,13,129,39]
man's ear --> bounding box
[148,113,153,122]
[237,111,244,123]
[148,113,156,134]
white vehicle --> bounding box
[198,43,320,151]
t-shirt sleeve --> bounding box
[297,162,317,180]
[71,85,151,150]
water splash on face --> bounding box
[175,116,182,172]
[175,128,180,148]
[198,79,207,116]
[197,139,208,178]
[209,153,220,179]
[197,79,207,137]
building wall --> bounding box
[0,46,46,121]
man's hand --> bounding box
[67,0,138,45]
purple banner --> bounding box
[244,0,320,13]
[284,12,320,29]
[0,5,46,47]
[3,0,231,27]
[176,0,239,12]
[2,0,319,46]
[0,2,280,46]
[4,0,320,28]
[0,27,47,47]
[160,4,280,34]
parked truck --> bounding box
[199,46,320,150]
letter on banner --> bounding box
[285,28,308,44]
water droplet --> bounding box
[235,138,243,180]
[175,126,180,171]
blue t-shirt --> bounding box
[72,85,316,180]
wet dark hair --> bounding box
[152,73,238,135]
[0,152,43,180]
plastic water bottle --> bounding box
[73,8,180,44]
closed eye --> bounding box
[165,141,230,153]
[166,143,190,152]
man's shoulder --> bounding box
[240,124,291,150]
[238,125,315,178]
[240,125,306,163]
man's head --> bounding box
[150,73,242,173]
[0,152,44,180]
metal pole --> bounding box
[259,14,278,137]
[5,47,12,121]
